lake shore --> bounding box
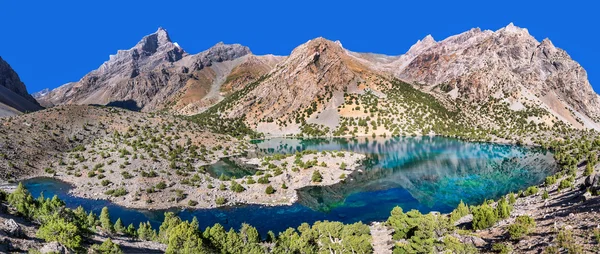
[22,151,365,210]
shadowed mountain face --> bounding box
[34,28,283,114]
[0,56,42,116]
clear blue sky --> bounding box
[1,0,598,94]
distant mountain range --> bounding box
[2,23,596,135]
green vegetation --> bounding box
[522,186,539,197]
[507,215,536,240]
[189,77,267,139]
[311,170,323,182]
[471,202,499,230]
[265,185,275,194]
[104,187,127,197]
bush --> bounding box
[507,192,516,205]
[312,171,323,183]
[496,197,511,219]
[90,238,122,254]
[231,181,245,193]
[584,163,594,176]
[491,243,513,254]
[215,197,226,205]
[257,176,270,184]
[265,185,275,194]
[471,202,498,230]
[522,186,539,197]
[188,200,198,206]
[449,200,470,223]
[545,175,557,186]
[105,188,127,197]
[36,217,82,249]
[507,215,536,240]
[156,181,167,190]
[558,179,573,190]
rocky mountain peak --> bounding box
[405,34,436,57]
[497,22,530,35]
[181,42,252,72]
[133,27,175,55]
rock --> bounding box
[585,174,600,188]
[2,219,24,238]
[451,233,487,247]
[583,191,593,202]
[40,241,69,254]
[454,214,473,227]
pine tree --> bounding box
[36,217,82,249]
[7,182,35,217]
[126,223,136,237]
[137,221,156,241]
[496,197,511,219]
[240,223,260,244]
[100,207,113,233]
[87,211,98,229]
[114,218,126,234]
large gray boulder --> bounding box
[39,241,70,254]
[2,219,23,238]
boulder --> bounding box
[40,241,69,254]
[451,233,487,247]
[2,219,24,238]
[584,174,599,187]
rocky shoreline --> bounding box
[23,151,364,211]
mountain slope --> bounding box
[35,28,283,115]
[390,23,600,130]
[0,56,42,116]
[226,37,388,134]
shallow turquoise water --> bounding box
[24,136,557,236]
[205,157,257,179]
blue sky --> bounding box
[1,0,598,94]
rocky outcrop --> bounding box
[2,219,23,238]
[392,23,600,128]
[35,28,282,115]
[39,241,70,254]
[0,56,42,115]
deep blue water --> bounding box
[23,136,557,236]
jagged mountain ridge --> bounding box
[35,28,283,114]
[218,23,600,136]
[0,56,42,116]
[34,24,600,134]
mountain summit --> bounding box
[35,28,282,114]
[34,24,600,133]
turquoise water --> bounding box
[205,157,257,179]
[23,136,557,236]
